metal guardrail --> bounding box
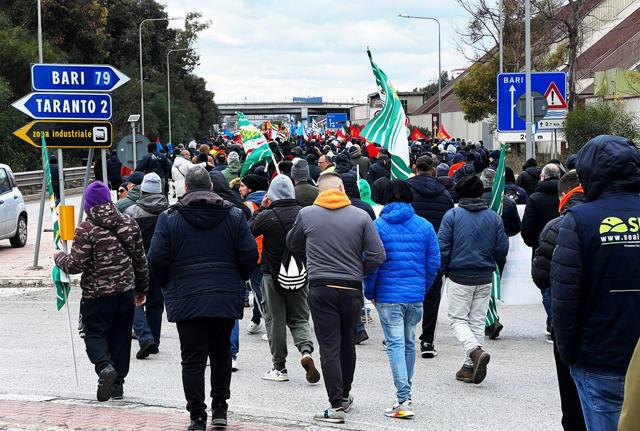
[14,166,94,195]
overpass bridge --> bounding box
[217,100,363,126]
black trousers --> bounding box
[146,282,165,345]
[420,271,443,344]
[308,285,362,408]
[79,290,134,385]
[552,332,587,431]
[176,317,235,421]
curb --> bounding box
[0,277,79,288]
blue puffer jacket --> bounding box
[147,190,258,322]
[364,202,440,303]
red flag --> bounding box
[349,125,361,138]
[336,127,346,140]
[410,127,427,141]
[365,142,380,158]
[436,124,452,140]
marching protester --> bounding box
[171,149,193,199]
[522,163,561,337]
[407,155,453,359]
[438,175,509,385]
[291,158,318,207]
[287,173,385,424]
[249,175,320,384]
[116,172,144,213]
[147,166,258,430]
[364,180,440,418]
[551,135,640,431]
[125,173,169,359]
[54,181,148,402]
[531,170,587,430]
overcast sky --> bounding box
[165,1,471,103]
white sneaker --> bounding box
[262,333,269,341]
[262,368,289,381]
[385,399,414,418]
[232,358,238,372]
[247,321,263,334]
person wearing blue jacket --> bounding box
[438,175,509,385]
[147,166,258,431]
[364,180,440,419]
[551,135,640,431]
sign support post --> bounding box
[78,148,93,226]
[525,0,533,159]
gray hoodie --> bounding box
[286,189,385,288]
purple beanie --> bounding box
[84,181,112,211]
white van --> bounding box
[0,164,28,247]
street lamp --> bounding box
[139,16,182,135]
[167,48,190,147]
[398,14,441,132]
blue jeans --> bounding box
[376,302,423,403]
[132,284,164,347]
[249,268,263,324]
[133,306,154,345]
[570,365,625,431]
[230,320,239,359]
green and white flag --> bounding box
[41,135,70,310]
[237,111,267,153]
[486,144,506,327]
[237,111,274,176]
[360,49,411,180]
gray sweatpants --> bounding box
[262,274,314,370]
[446,279,491,367]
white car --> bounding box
[0,163,28,248]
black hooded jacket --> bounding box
[407,174,453,232]
[147,190,258,322]
[521,178,560,254]
[210,170,252,220]
[341,172,376,220]
[531,190,585,290]
[367,158,388,184]
[517,166,542,196]
[481,191,521,237]
[550,135,640,373]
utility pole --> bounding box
[525,0,534,160]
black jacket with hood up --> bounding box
[407,174,453,232]
[551,135,640,373]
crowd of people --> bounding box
[52,133,640,431]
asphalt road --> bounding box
[0,287,562,430]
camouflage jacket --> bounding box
[55,201,149,299]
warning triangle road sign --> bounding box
[544,82,567,109]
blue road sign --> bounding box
[11,92,112,120]
[326,113,347,129]
[497,72,567,132]
[31,64,130,92]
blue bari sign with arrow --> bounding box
[11,92,112,120]
[497,72,567,132]
[31,64,130,92]
[326,113,347,129]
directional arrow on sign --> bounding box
[509,85,516,129]
[31,63,130,92]
[13,120,113,148]
[11,92,112,120]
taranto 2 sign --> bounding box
[13,120,113,149]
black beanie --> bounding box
[455,175,484,199]
[384,180,414,204]
[241,174,269,192]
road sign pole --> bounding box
[499,0,503,73]
[525,0,534,159]
[132,122,137,170]
[78,147,93,227]
[30,168,46,270]
[101,149,108,184]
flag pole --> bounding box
[271,153,281,175]
[42,135,79,387]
